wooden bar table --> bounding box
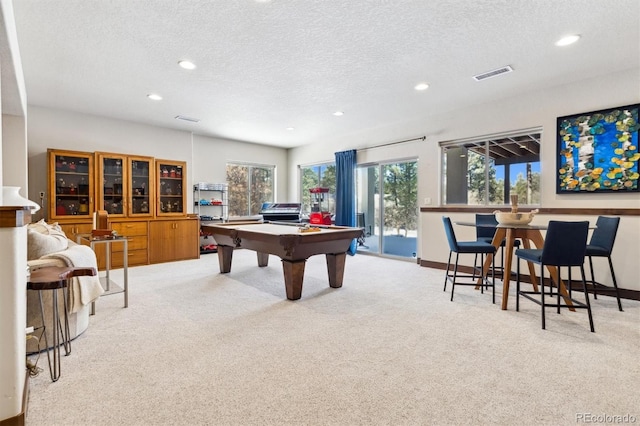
[478,223,575,311]
[456,220,578,311]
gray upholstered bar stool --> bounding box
[27,266,96,381]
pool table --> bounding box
[201,221,364,300]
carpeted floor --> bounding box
[26,250,640,425]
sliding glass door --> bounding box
[356,159,417,258]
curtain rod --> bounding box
[357,135,426,151]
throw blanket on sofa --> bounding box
[42,244,104,313]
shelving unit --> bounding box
[194,182,228,254]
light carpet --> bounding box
[26,250,640,425]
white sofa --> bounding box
[26,220,103,353]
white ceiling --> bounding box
[11,0,640,149]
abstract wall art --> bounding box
[557,103,639,193]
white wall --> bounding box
[0,0,29,420]
[27,106,289,217]
[289,68,640,291]
[2,114,27,189]
[192,134,287,202]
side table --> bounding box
[77,234,129,314]
[27,266,96,382]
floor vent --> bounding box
[473,65,513,81]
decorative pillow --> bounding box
[27,220,69,260]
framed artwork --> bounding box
[557,103,640,193]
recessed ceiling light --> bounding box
[178,60,196,70]
[286,127,295,131]
[333,111,344,116]
[414,83,429,91]
[555,34,581,47]
[147,93,162,101]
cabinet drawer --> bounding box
[112,221,148,236]
[111,235,147,252]
[111,249,148,267]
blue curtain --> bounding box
[335,149,357,255]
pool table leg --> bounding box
[217,245,234,273]
[257,252,269,267]
[326,253,346,288]
[282,260,306,300]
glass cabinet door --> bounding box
[128,156,154,217]
[156,160,186,216]
[48,150,94,220]
[97,153,126,217]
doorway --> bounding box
[356,159,418,258]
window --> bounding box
[226,163,275,216]
[299,163,336,215]
[441,130,541,205]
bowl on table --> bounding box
[493,209,539,226]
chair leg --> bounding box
[607,256,623,312]
[516,256,520,311]
[444,251,452,292]
[473,253,478,280]
[588,255,623,312]
[558,267,567,315]
[588,255,598,300]
[451,253,459,302]
[540,265,546,330]
[568,264,573,299]
[580,265,595,332]
[491,252,496,304]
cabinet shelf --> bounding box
[55,171,89,176]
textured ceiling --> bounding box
[11,0,640,148]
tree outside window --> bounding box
[383,161,418,236]
[442,131,541,205]
[300,163,336,214]
[226,163,274,216]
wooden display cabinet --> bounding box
[148,218,199,264]
[155,159,186,217]
[96,152,154,218]
[47,148,198,266]
[110,221,149,267]
[48,149,94,221]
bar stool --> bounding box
[27,266,96,381]
[515,221,594,332]
[442,216,497,303]
[585,216,623,311]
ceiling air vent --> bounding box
[473,65,513,81]
[175,115,200,123]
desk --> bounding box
[456,221,575,311]
[201,222,364,300]
[77,234,129,313]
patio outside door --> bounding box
[356,160,417,258]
